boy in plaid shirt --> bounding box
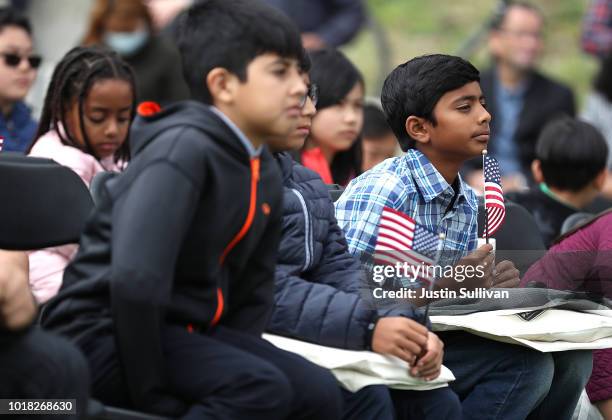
[335,54,592,419]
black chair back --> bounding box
[478,199,546,273]
[327,183,344,202]
[0,154,93,250]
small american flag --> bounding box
[374,207,441,285]
[483,155,506,237]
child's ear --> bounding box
[531,159,544,184]
[405,116,430,145]
[593,168,608,191]
[206,68,238,105]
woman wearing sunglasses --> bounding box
[0,7,39,154]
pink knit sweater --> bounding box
[27,129,121,303]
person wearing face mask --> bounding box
[0,7,39,153]
[82,0,189,106]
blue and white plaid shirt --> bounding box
[335,149,479,267]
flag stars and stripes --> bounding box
[374,207,441,285]
[483,155,506,237]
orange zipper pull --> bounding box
[251,157,260,182]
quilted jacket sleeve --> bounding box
[270,258,377,350]
[269,169,425,350]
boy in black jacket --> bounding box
[508,116,608,247]
[41,1,343,418]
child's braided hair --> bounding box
[32,45,137,163]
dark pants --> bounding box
[527,350,593,420]
[89,325,343,420]
[391,387,462,420]
[0,327,89,420]
[440,331,554,420]
[342,386,394,420]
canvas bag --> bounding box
[430,295,612,352]
[263,334,455,392]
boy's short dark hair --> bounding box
[363,103,392,140]
[381,54,480,152]
[176,0,304,104]
[536,116,608,191]
[0,7,31,35]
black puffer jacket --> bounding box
[41,101,283,413]
[268,153,423,350]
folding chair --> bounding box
[326,183,344,202]
[477,198,546,274]
[0,154,93,249]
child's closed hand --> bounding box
[371,317,428,365]
[455,244,494,287]
[0,250,37,331]
[492,260,520,288]
[411,332,444,381]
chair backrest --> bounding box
[326,183,344,202]
[478,199,546,273]
[90,171,118,205]
[0,154,94,250]
[477,199,545,250]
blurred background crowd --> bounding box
[0,0,610,210]
[4,0,612,188]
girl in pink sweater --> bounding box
[28,46,135,303]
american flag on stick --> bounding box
[483,155,506,237]
[373,207,441,285]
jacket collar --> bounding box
[209,106,262,158]
[274,151,294,184]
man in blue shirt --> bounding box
[465,2,575,190]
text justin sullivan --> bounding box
[372,287,510,299]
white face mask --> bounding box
[104,29,148,56]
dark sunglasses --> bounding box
[299,83,319,108]
[1,53,42,69]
